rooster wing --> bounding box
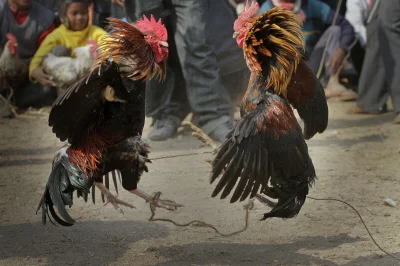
[286,60,328,140]
[49,60,130,146]
[211,91,315,219]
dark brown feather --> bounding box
[211,92,315,219]
[287,60,329,139]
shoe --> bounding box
[393,114,400,124]
[209,121,233,142]
[148,115,181,141]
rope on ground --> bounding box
[149,151,213,161]
[307,196,400,262]
[148,194,252,237]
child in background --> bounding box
[30,0,107,87]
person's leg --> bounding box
[125,0,188,140]
[169,0,233,141]
[308,25,342,77]
[350,8,388,114]
[378,0,400,123]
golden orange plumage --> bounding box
[243,7,305,97]
[95,18,166,81]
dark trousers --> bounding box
[357,0,400,114]
[125,0,233,133]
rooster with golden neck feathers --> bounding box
[37,16,182,226]
[210,2,328,219]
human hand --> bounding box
[31,66,55,87]
[326,48,346,75]
[112,0,124,7]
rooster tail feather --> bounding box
[36,163,75,226]
[36,148,94,226]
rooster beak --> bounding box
[233,31,239,38]
[160,41,169,48]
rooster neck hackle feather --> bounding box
[95,17,166,81]
[243,8,305,97]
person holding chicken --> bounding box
[29,0,107,92]
[0,0,55,116]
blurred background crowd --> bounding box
[0,0,399,142]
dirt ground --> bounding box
[0,100,399,266]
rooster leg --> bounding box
[130,189,183,211]
[254,194,277,208]
[243,194,276,211]
[94,182,135,214]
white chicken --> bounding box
[0,33,26,82]
[42,40,98,95]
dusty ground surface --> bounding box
[0,100,399,266]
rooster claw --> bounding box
[148,191,183,212]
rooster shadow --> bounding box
[153,234,400,266]
[0,220,168,265]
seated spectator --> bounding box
[0,0,55,117]
[29,0,107,89]
[259,0,355,95]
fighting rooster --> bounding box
[210,3,328,220]
[42,41,98,95]
[37,16,181,226]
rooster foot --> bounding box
[148,191,183,212]
[95,182,135,214]
[130,189,183,213]
[243,194,276,211]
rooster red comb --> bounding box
[234,0,260,31]
[6,33,17,43]
[136,15,167,41]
